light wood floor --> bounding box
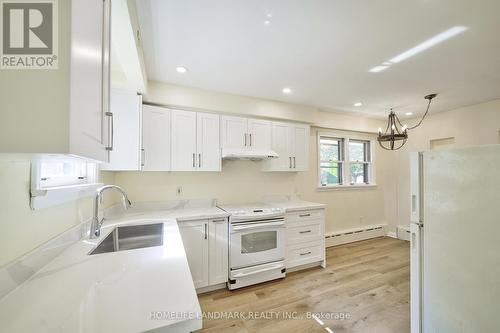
[197,237,410,333]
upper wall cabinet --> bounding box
[142,105,171,171]
[220,116,272,152]
[263,122,310,172]
[0,0,112,162]
[101,90,142,171]
[171,110,221,171]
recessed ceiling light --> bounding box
[389,26,468,63]
[266,13,273,18]
[405,112,413,116]
[176,66,188,73]
[369,65,389,73]
[282,87,292,94]
[354,102,363,107]
[264,20,271,25]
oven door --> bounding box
[230,219,285,269]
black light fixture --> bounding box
[377,94,437,150]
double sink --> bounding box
[89,223,164,255]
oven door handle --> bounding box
[233,262,285,278]
[232,221,284,232]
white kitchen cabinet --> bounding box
[171,110,198,171]
[179,217,229,290]
[142,105,171,171]
[0,0,112,162]
[101,90,142,171]
[263,122,310,171]
[197,113,221,171]
[247,119,272,150]
[179,220,210,289]
[171,110,221,171]
[208,218,229,285]
[220,116,272,151]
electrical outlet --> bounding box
[176,186,183,196]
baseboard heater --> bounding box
[325,224,386,247]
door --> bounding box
[102,90,142,171]
[290,124,309,171]
[171,110,197,171]
[142,105,170,171]
[209,218,228,285]
[179,220,209,289]
[220,116,248,149]
[197,113,221,171]
[69,0,110,162]
[266,122,292,171]
[230,220,285,269]
[247,119,272,150]
[422,146,500,333]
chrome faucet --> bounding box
[90,185,132,239]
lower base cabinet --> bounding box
[179,218,228,289]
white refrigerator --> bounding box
[410,145,500,333]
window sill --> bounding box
[316,184,377,191]
[30,183,103,210]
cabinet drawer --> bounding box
[286,241,323,268]
[287,221,323,244]
[286,209,324,224]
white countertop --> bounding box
[0,206,229,333]
[273,200,327,212]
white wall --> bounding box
[0,156,116,268]
[392,99,500,231]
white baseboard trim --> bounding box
[196,282,226,294]
[325,224,387,247]
[396,225,411,241]
[386,231,397,239]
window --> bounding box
[30,157,101,210]
[39,159,97,189]
[318,133,375,188]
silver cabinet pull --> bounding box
[299,213,311,217]
[204,223,208,240]
[289,157,292,168]
[293,157,296,168]
[244,133,247,146]
[249,133,252,146]
[105,112,114,151]
[212,218,226,223]
[198,153,201,168]
[300,251,312,256]
[299,230,312,234]
[192,153,196,168]
[141,148,145,168]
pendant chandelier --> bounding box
[377,94,437,150]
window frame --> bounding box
[30,156,102,210]
[317,132,376,190]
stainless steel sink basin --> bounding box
[89,223,164,255]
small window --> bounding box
[319,137,343,186]
[38,159,97,189]
[348,140,370,185]
[318,133,375,188]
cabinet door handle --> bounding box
[192,153,196,168]
[289,157,292,168]
[198,153,201,168]
[212,218,226,223]
[293,157,296,168]
[141,148,145,168]
[249,133,252,146]
[204,223,208,240]
[300,251,312,256]
[299,230,312,234]
[244,133,247,146]
[105,112,114,151]
[299,213,311,217]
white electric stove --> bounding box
[218,203,286,290]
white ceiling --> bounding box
[136,0,500,118]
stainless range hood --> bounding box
[221,148,278,160]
